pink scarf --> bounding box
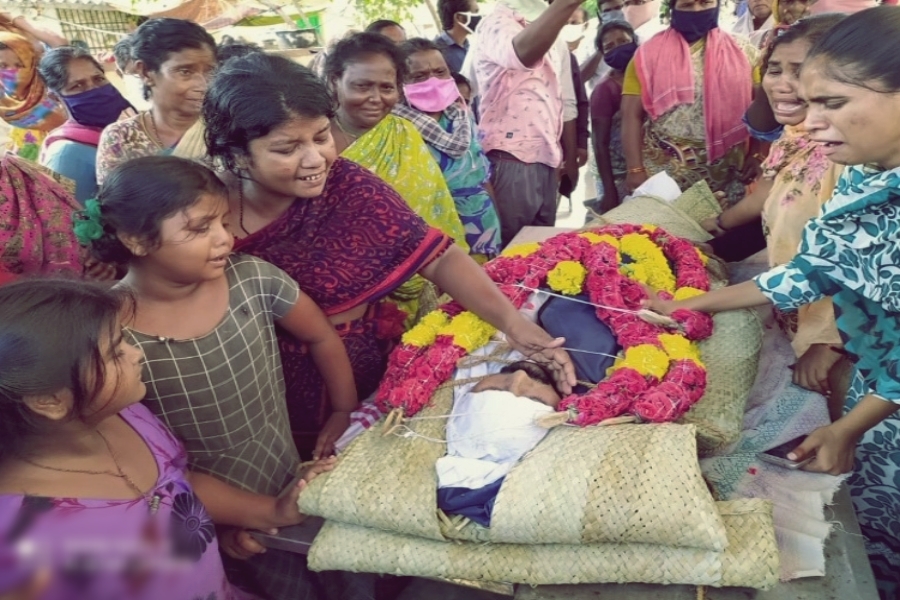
[39,120,103,163]
[635,28,751,163]
[0,154,82,276]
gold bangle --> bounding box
[627,166,646,174]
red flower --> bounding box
[671,309,714,341]
[632,382,689,422]
[664,359,707,404]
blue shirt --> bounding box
[435,31,469,74]
[40,139,98,205]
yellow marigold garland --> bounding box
[610,344,670,380]
[501,242,541,258]
[401,310,450,347]
[674,286,706,302]
[546,261,587,296]
[618,233,677,293]
[445,311,497,353]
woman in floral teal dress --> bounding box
[648,7,900,597]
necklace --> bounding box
[18,429,161,514]
[145,110,165,150]
[334,114,363,143]
[237,184,251,237]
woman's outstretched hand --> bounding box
[505,317,576,395]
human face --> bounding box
[778,0,810,25]
[141,192,233,284]
[472,369,562,409]
[141,45,216,117]
[762,39,810,126]
[332,54,400,131]
[245,114,337,200]
[456,0,480,29]
[0,48,23,69]
[801,57,900,169]
[748,0,772,21]
[378,25,407,44]
[600,0,626,14]
[457,81,472,103]
[60,57,109,97]
[601,28,634,54]
[406,49,451,84]
[673,0,718,12]
[81,327,146,423]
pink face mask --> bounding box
[403,76,460,113]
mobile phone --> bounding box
[757,435,814,470]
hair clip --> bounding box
[73,198,106,245]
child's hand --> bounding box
[314,411,352,460]
[271,456,337,527]
[218,527,268,560]
[789,423,858,475]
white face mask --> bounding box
[560,23,586,43]
[602,9,626,23]
[501,0,549,22]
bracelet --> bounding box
[715,215,730,232]
[626,166,646,174]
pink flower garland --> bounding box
[375,226,714,425]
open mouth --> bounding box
[210,254,228,265]
[297,172,325,182]
[772,101,804,116]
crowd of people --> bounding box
[0,0,899,599]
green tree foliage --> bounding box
[352,0,422,24]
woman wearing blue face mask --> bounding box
[621,0,763,205]
[37,46,133,204]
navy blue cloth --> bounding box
[437,478,505,527]
[538,293,620,384]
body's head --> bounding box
[599,0,626,23]
[761,14,844,127]
[801,6,900,169]
[748,0,773,24]
[0,280,145,457]
[365,19,407,44]
[472,361,562,408]
[452,71,472,102]
[777,0,811,26]
[216,41,263,64]
[204,53,337,202]
[439,0,480,34]
[130,18,216,115]
[562,6,590,51]
[325,32,405,132]
[400,38,460,113]
[80,156,232,284]
[597,20,636,71]
[112,35,134,77]
[38,46,131,129]
[668,0,720,44]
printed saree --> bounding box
[233,158,452,454]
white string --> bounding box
[560,346,621,360]
[511,284,643,316]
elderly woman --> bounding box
[95,18,215,184]
[37,46,133,203]
[203,52,574,462]
[621,0,761,205]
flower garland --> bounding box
[375,225,714,426]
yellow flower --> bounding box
[546,260,587,296]
[658,334,702,363]
[641,225,659,233]
[501,242,541,258]
[444,311,496,353]
[619,233,677,293]
[401,310,450,347]
[673,287,706,302]
[580,232,620,249]
[611,344,670,380]
[696,247,709,265]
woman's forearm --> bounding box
[677,280,770,313]
[621,96,645,170]
[833,394,900,441]
[188,472,292,530]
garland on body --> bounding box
[375,225,714,426]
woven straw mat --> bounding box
[308,499,779,590]
[671,180,722,224]
[585,193,713,243]
[300,383,729,549]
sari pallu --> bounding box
[0,32,65,133]
[233,158,452,454]
[0,154,82,276]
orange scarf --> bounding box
[0,32,65,131]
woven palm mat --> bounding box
[300,382,731,549]
[308,499,779,589]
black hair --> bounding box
[761,13,845,74]
[204,52,335,174]
[84,156,227,265]
[400,37,443,59]
[365,19,404,34]
[324,31,407,86]
[216,41,263,64]
[595,20,636,53]
[131,18,216,99]
[805,5,900,93]
[500,361,559,394]
[438,0,472,31]
[112,35,132,71]
[452,71,471,88]
[0,279,132,457]
[37,46,104,93]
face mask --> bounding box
[0,68,20,97]
[560,23,586,44]
[603,42,638,71]
[602,9,626,23]
[122,74,146,105]
[459,12,483,34]
[671,6,720,44]
[502,0,549,22]
[61,83,134,128]
[404,76,460,113]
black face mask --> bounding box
[603,42,638,71]
[459,13,483,34]
[670,6,720,44]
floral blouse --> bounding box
[0,404,254,600]
[95,113,169,186]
